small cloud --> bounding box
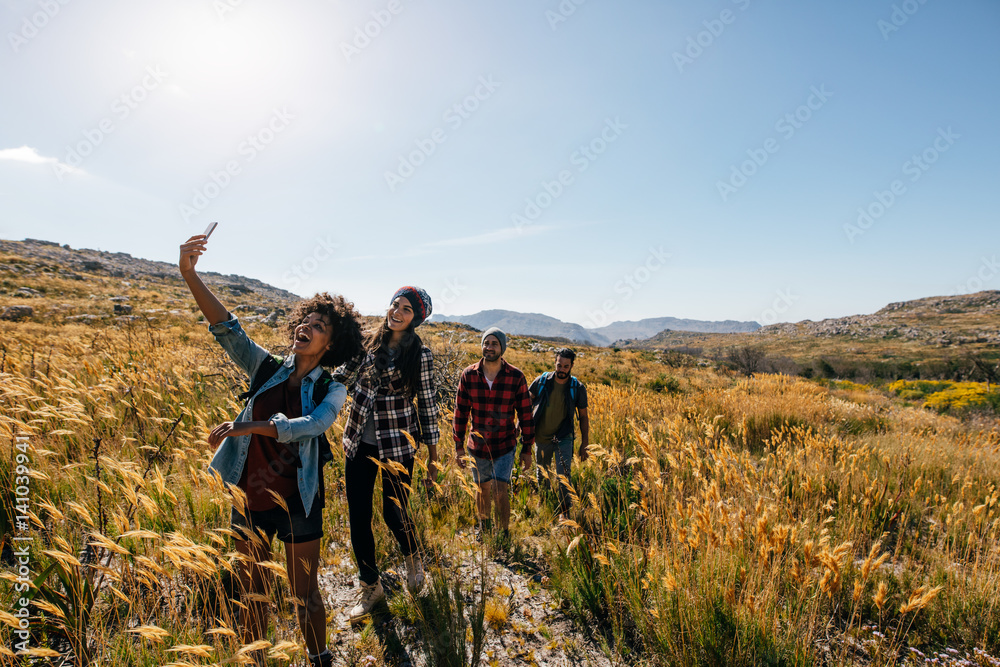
[0,146,54,165]
[0,146,82,176]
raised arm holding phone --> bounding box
[179,229,363,667]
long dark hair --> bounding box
[365,316,424,398]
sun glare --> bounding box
[142,5,325,108]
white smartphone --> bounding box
[203,221,218,239]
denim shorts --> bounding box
[471,450,515,485]
[231,492,323,545]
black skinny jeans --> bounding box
[345,443,417,585]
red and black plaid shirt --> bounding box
[453,358,534,459]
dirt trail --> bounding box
[318,535,615,667]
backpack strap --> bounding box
[312,370,335,465]
[312,371,332,405]
[537,373,548,400]
[238,354,284,403]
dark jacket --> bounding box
[528,372,588,442]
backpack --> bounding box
[536,372,580,406]
[238,355,335,466]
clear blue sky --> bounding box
[1,0,997,327]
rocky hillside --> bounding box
[622,291,1000,380]
[0,238,296,300]
[0,238,298,325]
[755,291,1000,347]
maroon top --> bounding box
[239,380,302,511]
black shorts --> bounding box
[231,492,323,545]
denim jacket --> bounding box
[207,315,347,518]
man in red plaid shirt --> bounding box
[453,327,534,540]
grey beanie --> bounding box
[482,327,507,354]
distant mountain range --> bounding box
[594,317,761,340]
[430,309,760,346]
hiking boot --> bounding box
[405,554,425,594]
[349,579,384,621]
[309,649,333,667]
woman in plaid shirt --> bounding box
[334,286,440,620]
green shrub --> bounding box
[645,374,681,394]
[602,366,634,386]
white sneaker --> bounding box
[405,555,425,594]
[349,579,384,620]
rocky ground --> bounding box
[825,628,1000,667]
[317,532,613,667]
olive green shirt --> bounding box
[535,380,567,442]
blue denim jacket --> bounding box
[207,315,347,518]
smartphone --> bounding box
[203,221,218,239]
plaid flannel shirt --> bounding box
[334,346,440,462]
[453,358,535,459]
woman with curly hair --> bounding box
[334,286,440,620]
[179,233,363,667]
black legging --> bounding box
[345,443,417,585]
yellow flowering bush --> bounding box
[887,379,953,397]
[921,382,991,413]
[887,380,996,413]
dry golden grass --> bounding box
[1,262,999,665]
